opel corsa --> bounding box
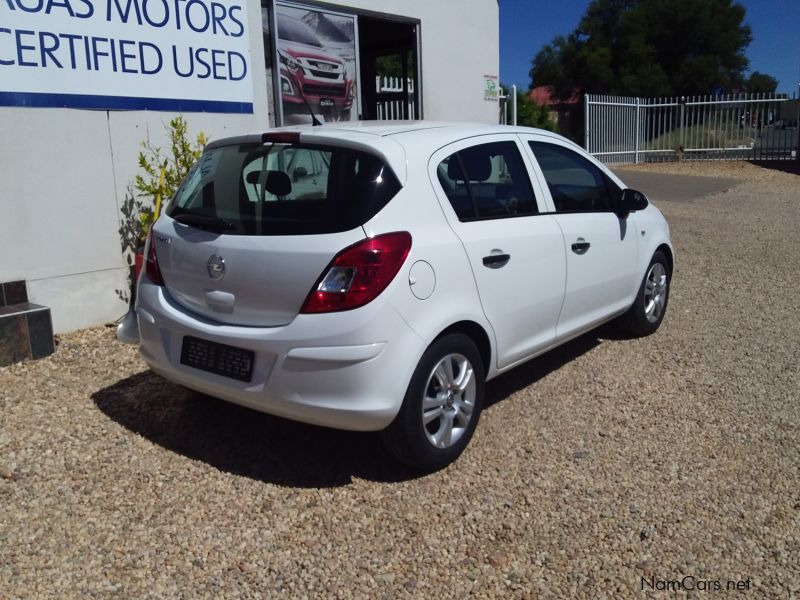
[136,122,673,471]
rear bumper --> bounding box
[135,281,424,431]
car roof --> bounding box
[209,120,570,144]
[206,121,580,185]
[281,120,567,139]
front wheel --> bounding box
[381,334,485,472]
[618,250,671,336]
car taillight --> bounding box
[145,230,164,286]
[301,232,412,314]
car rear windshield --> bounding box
[166,143,402,235]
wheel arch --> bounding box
[656,243,674,276]
[431,320,493,378]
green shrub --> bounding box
[116,116,207,303]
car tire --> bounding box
[618,250,671,337]
[381,333,485,472]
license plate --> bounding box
[319,98,335,107]
[180,336,254,382]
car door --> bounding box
[430,135,566,369]
[522,137,639,339]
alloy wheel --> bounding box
[643,262,668,323]
[421,353,477,449]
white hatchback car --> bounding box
[135,122,672,471]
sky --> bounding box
[499,0,800,94]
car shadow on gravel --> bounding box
[748,160,800,176]
[93,330,609,488]
[92,373,416,488]
[484,330,603,408]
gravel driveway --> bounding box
[1,162,798,598]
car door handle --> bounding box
[571,239,591,255]
[482,253,511,268]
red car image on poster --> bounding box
[276,11,356,123]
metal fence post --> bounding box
[584,94,590,151]
[511,85,517,126]
[796,84,800,161]
[679,97,686,160]
[634,97,641,164]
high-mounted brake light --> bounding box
[301,232,412,314]
[145,229,164,286]
[262,132,301,144]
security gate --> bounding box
[374,76,417,120]
[585,93,799,164]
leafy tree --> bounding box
[519,94,557,132]
[744,71,778,93]
[501,84,557,131]
[375,51,415,79]
[530,0,764,98]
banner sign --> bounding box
[0,0,253,112]
[274,3,357,124]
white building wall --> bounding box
[1,0,271,333]
[0,0,498,333]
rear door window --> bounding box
[436,141,537,221]
[167,143,401,235]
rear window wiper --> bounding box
[173,213,235,233]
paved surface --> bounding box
[612,167,740,202]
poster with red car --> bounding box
[272,3,358,123]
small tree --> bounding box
[516,91,558,132]
[134,116,208,233]
[116,116,207,303]
[502,84,558,132]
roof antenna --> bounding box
[299,94,322,126]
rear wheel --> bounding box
[618,250,671,336]
[382,334,484,472]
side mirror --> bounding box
[620,188,649,214]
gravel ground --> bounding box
[1,161,799,598]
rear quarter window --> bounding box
[167,143,401,235]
